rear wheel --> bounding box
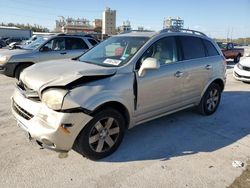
[75,108,125,160]
[14,64,31,79]
[198,83,222,115]
[234,54,241,63]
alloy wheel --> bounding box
[89,117,120,153]
[206,88,219,111]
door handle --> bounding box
[205,65,212,70]
[175,71,184,78]
[60,52,67,55]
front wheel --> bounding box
[75,108,125,160]
[198,83,222,115]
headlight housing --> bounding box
[237,63,243,70]
[41,89,68,110]
[0,56,10,65]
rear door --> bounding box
[178,36,215,105]
[65,37,89,58]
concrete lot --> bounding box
[0,48,250,188]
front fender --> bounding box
[62,73,135,124]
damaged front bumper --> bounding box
[11,87,93,152]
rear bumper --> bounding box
[11,87,93,152]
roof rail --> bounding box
[159,28,207,36]
[120,30,154,34]
[56,33,94,38]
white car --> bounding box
[234,53,250,83]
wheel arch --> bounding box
[14,61,34,75]
[91,101,131,129]
[200,78,225,103]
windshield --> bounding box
[22,36,49,50]
[79,36,149,67]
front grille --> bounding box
[12,100,34,120]
[243,66,250,71]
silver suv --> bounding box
[11,29,226,160]
[0,34,98,79]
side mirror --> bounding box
[40,46,50,52]
[138,58,160,77]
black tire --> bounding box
[234,54,241,63]
[198,83,222,115]
[75,108,125,160]
[14,64,31,80]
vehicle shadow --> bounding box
[102,91,250,162]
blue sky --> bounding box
[0,0,249,38]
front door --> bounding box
[135,36,184,123]
[38,37,68,62]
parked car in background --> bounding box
[8,35,40,50]
[11,29,226,160]
[0,34,99,79]
[217,42,244,63]
[5,38,22,45]
[0,39,6,48]
[233,53,250,83]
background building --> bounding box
[92,19,102,29]
[118,20,132,33]
[0,26,32,39]
[55,17,94,33]
[163,17,184,30]
[102,7,116,35]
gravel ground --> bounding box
[0,50,250,188]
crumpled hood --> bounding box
[240,57,250,67]
[20,59,117,91]
[0,49,32,57]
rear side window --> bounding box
[66,38,89,50]
[179,36,206,60]
[203,39,219,56]
[88,39,98,46]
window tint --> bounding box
[88,39,98,46]
[43,38,65,51]
[66,38,88,50]
[137,37,178,68]
[203,39,219,56]
[180,36,206,60]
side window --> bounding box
[66,38,89,50]
[88,39,98,46]
[137,37,178,68]
[43,38,65,51]
[203,39,219,56]
[180,36,206,60]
